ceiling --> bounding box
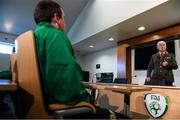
[73,0,180,55]
[0,0,89,35]
[0,0,180,56]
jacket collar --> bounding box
[156,51,168,57]
[36,22,54,28]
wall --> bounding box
[68,0,167,45]
[75,54,85,69]
[173,39,180,86]
[0,53,10,70]
[132,40,180,86]
[76,46,117,82]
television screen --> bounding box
[135,41,175,70]
[96,72,113,83]
[82,71,89,82]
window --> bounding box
[0,42,14,54]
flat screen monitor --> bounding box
[96,72,113,83]
[82,71,89,82]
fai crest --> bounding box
[144,93,168,118]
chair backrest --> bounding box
[114,78,127,84]
[14,31,51,118]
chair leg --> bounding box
[53,112,63,119]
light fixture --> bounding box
[108,37,114,41]
[5,21,13,31]
[153,35,160,39]
[89,45,94,48]
[138,26,145,31]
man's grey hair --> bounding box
[157,41,166,47]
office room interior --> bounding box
[0,0,180,119]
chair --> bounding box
[114,78,127,84]
[13,31,95,118]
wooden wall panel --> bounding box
[97,86,180,119]
[117,44,127,78]
[97,90,124,113]
[130,86,180,119]
[126,47,131,84]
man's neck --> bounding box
[159,51,167,55]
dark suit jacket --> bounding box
[147,52,178,84]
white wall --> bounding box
[0,53,10,71]
[173,40,180,86]
[68,0,168,45]
[132,40,180,86]
[76,46,117,83]
[75,54,85,69]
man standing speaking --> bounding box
[145,41,178,86]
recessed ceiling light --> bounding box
[108,37,114,41]
[89,45,94,48]
[138,26,145,31]
[153,35,160,39]
[5,21,13,31]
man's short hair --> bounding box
[157,41,166,47]
[34,0,62,24]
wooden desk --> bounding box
[84,82,152,116]
[0,79,17,91]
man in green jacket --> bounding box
[34,1,90,106]
[34,0,129,119]
[145,41,178,86]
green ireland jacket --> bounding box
[34,22,90,105]
[147,52,178,83]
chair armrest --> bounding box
[53,107,92,118]
[49,102,96,118]
[49,101,96,113]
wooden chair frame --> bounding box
[13,31,95,118]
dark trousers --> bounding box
[155,79,173,86]
[145,79,173,86]
[64,106,130,119]
[156,79,165,85]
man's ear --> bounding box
[53,13,61,22]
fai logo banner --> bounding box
[144,93,168,118]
